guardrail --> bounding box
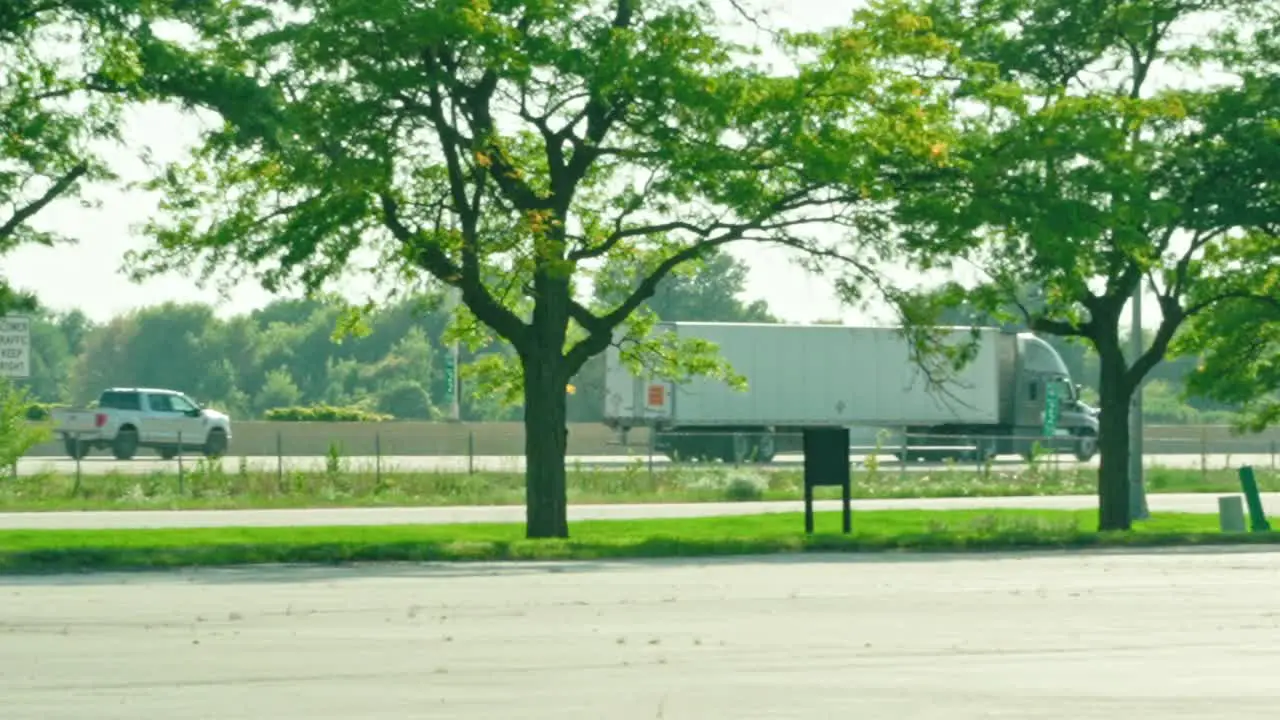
[20,421,1280,459]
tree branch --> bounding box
[557,0,635,199]
[0,161,89,243]
[379,193,528,346]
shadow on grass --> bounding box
[5,530,1280,582]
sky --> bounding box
[8,0,1181,329]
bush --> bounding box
[722,473,767,502]
[263,405,394,422]
[3,382,50,465]
[377,381,433,420]
[24,402,66,422]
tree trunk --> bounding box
[1095,347,1134,531]
[522,349,570,539]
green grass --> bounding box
[2,509,1278,574]
[2,460,1274,513]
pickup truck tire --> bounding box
[64,436,90,460]
[203,429,228,458]
[112,428,139,460]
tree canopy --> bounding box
[865,0,1280,530]
[2,1,134,310]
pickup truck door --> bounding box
[168,394,207,448]
[142,393,181,445]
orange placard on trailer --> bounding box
[646,384,665,407]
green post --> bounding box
[1238,466,1271,533]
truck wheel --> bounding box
[203,429,228,458]
[158,447,179,460]
[968,437,998,463]
[64,437,90,460]
[1074,431,1097,462]
[112,428,139,460]
[722,434,745,464]
[751,434,776,464]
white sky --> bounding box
[8,0,1178,329]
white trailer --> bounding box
[603,322,1099,463]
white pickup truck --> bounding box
[51,387,233,460]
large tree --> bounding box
[871,0,1280,530]
[125,0,958,537]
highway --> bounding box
[15,451,1277,476]
[6,550,1280,719]
[2,492,1278,530]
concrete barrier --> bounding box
[22,422,1280,459]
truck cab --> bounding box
[52,388,233,460]
[1012,333,1099,460]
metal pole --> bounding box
[73,431,82,495]
[467,430,475,475]
[375,431,382,484]
[177,431,185,495]
[1129,287,1149,521]
[647,427,655,483]
[444,286,462,422]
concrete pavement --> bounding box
[5,550,1280,719]
[2,492,1278,530]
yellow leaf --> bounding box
[474,152,492,168]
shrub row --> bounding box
[262,405,394,422]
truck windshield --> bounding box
[98,391,142,410]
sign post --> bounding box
[802,427,852,535]
[0,315,30,379]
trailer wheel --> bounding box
[968,436,999,463]
[751,434,776,464]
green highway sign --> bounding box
[442,353,456,401]
[1042,382,1059,437]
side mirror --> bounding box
[186,408,202,418]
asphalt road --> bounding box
[6,550,1280,719]
[2,492,1277,530]
[15,451,1277,476]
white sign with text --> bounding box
[0,315,30,379]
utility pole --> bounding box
[443,286,461,422]
[1129,287,1150,521]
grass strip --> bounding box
[3,464,1273,513]
[2,509,1278,575]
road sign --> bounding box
[0,315,30,379]
[1042,382,1059,437]
[441,352,456,401]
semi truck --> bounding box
[603,322,1099,464]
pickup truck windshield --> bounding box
[98,391,142,411]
